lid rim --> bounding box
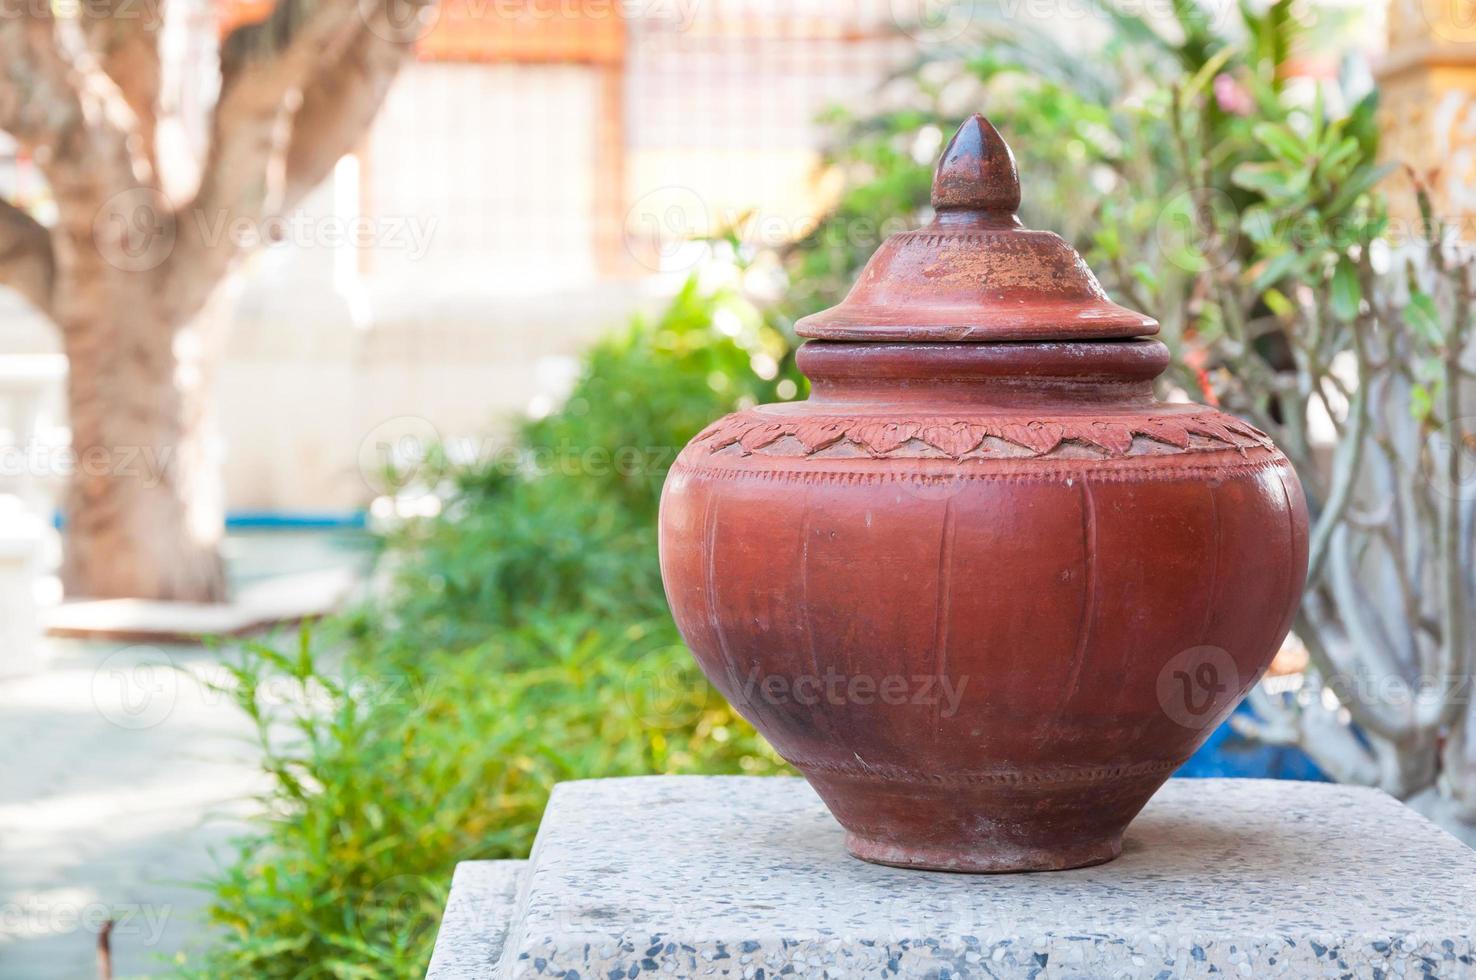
[797,311,1160,342]
[796,327,1161,342]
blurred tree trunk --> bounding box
[58,284,230,600]
[0,0,434,600]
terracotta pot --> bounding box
[658,115,1308,872]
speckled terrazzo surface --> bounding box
[427,861,525,979]
[428,776,1476,979]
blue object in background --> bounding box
[1177,701,1327,780]
[51,510,368,530]
[226,511,367,530]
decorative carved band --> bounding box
[901,231,1050,247]
[671,454,1289,487]
[691,412,1274,460]
[791,757,1182,786]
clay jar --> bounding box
[658,115,1308,872]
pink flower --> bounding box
[1213,74,1253,116]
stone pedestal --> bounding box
[428,775,1476,979]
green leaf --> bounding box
[1406,291,1442,343]
[1416,355,1446,385]
[1267,0,1296,67]
[1239,206,1276,246]
[1325,162,1396,218]
[1185,45,1239,102]
[1410,384,1433,422]
[1233,161,1309,199]
[1346,89,1381,159]
[1318,136,1361,179]
[1263,287,1295,319]
[1310,80,1325,147]
[1330,257,1361,321]
[1131,261,1160,293]
[1252,122,1307,164]
[1250,251,1300,293]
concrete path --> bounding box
[0,530,370,978]
[0,636,268,978]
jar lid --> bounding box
[795,114,1158,343]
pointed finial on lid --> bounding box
[931,114,1021,215]
[794,111,1158,343]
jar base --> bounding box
[799,761,1168,874]
[844,829,1122,874]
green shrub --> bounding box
[186,617,778,979]
[184,272,793,978]
[381,272,795,649]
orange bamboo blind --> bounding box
[216,0,625,65]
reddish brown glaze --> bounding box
[658,115,1309,872]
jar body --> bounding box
[658,341,1308,871]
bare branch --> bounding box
[1305,261,1376,583]
[202,0,369,211]
[1296,605,1411,742]
[0,11,146,338]
[1433,258,1473,729]
[0,196,55,314]
[78,0,164,172]
[0,15,88,147]
[280,3,425,212]
[162,0,424,321]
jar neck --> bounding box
[796,340,1168,411]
